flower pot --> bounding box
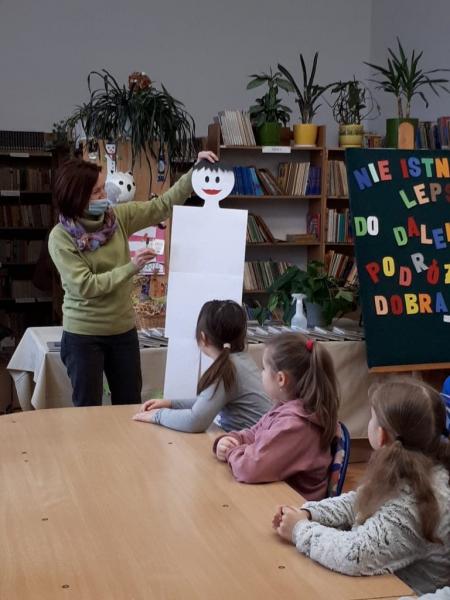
[304,301,326,328]
[257,123,281,146]
[339,124,364,148]
[293,124,318,146]
[385,118,418,148]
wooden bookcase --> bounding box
[206,123,327,297]
[0,139,63,352]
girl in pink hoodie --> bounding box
[213,332,340,500]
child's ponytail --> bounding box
[265,333,339,449]
[356,379,449,543]
[195,300,247,396]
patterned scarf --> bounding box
[59,208,118,252]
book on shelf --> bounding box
[327,160,348,197]
[326,208,352,243]
[231,167,265,196]
[0,166,52,191]
[0,204,52,228]
[285,233,318,244]
[326,251,358,286]
[217,111,256,146]
[244,261,289,291]
[0,130,49,153]
[246,214,275,243]
[278,162,321,196]
[10,279,51,301]
[0,240,43,263]
[256,168,284,195]
[306,212,321,240]
[363,133,383,148]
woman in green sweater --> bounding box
[49,151,216,407]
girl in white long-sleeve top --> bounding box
[273,379,450,596]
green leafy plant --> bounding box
[61,69,196,167]
[329,78,380,125]
[277,53,333,123]
[266,261,355,325]
[247,69,293,127]
[364,38,450,118]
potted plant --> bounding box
[266,261,355,327]
[329,78,380,148]
[364,38,450,147]
[247,69,292,145]
[61,69,196,174]
[278,52,332,146]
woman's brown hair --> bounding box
[264,332,339,448]
[196,300,247,395]
[54,159,101,219]
[356,379,450,543]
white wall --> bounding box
[370,0,450,135]
[0,0,373,145]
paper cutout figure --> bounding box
[163,160,247,400]
[105,171,136,204]
[191,161,236,204]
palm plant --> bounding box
[278,53,333,123]
[62,69,196,168]
[364,38,450,118]
[247,69,293,127]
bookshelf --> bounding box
[324,147,356,286]
[207,122,327,297]
[0,132,63,352]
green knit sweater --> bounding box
[48,170,193,336]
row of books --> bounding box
[0,240,43,263]
[326,251,358,286]
[326,209,352,243]
[278,163,321,196]
[0,167,52,192]
[0,130,48,152]
[217,111,256,146]
[247,214,274,243]
[327,160,348,197]
[414,116,450,149]
[0,204,52,228]
[244,261,289,291]
[231,167,265,195]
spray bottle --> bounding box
[291,293,308,330]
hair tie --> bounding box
[395,435,404,444]
[223,343,231,349]
[306,339,314,352]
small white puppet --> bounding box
[163,160,248,400]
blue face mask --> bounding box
[86,199,111,216]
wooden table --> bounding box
[0,405,413,600]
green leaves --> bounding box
[247,69,292,126]
[266,261,356,325]
[278,52,333,124]
[364,38,450,118]
[329,78,379,125]
[63,69,196,170]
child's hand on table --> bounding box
[215,436,240,461]
[133,399,171,423]
[273,506,311,542]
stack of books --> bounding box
[328,160,348,197]
[0,167,52,191]
[0,240,43,263]
[217,111,256,146]
[326,209,352,243]
[244,261,289,291]
[0,131,49,153]
[246,214,275,243]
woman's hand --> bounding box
[140,399,172,411]
[131,248,157,270]
[274,506,310,542]
[215,436,240,461]
[133,409,159,423]
[195,151,218,165]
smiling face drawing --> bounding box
[191,161,235,204]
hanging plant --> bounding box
[61,69,196,169]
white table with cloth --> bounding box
[7,326,372,438]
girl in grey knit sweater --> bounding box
[273,379,450,596]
